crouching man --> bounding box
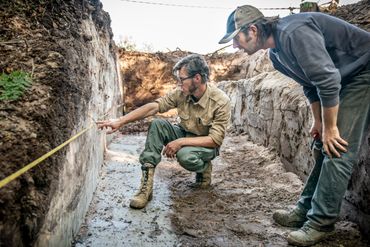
[97,54,231,209]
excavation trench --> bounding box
[1,1,369,246]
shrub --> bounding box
[0,71,32,101]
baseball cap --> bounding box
[219,5,264,44]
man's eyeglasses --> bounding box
[176,74,195,85]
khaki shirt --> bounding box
[155,83,231,146]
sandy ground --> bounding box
[73,133,368,247]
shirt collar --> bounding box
[186,83,209,108]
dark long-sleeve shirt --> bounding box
[269,12,370,107]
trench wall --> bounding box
[35,13,122,247]
[0,1,122,246]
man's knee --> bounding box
[149,118,167,130]
[176,148,201,171]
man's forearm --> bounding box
[178,136,219,148]
[322,104,339,130]
[119,102,159,125]
[310,101,322,123]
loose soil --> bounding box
[74,133,368,247]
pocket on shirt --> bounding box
[196,116,212,135]
[199,116,212,126]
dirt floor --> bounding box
[73,132,368,247]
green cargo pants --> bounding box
[296,64,370,232]
[139,119,218,173]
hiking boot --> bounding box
[273,208,307,227]
[287,224,333,246]
[129,163,155,209]
[190,161,212,188]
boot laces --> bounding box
[139,170,149,193]
[300,224,312,234]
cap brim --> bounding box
[218,28,241,44]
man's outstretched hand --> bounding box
[97,119,122,134]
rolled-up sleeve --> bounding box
[208,100,231,146]
[155,89,179,113]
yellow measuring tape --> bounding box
[0,124,95,189]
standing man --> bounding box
[219,5,370,246]
[98,54,231,209]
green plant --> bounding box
[0,71,32,101]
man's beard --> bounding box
[188,80,197,95]
[243,37,261,55]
